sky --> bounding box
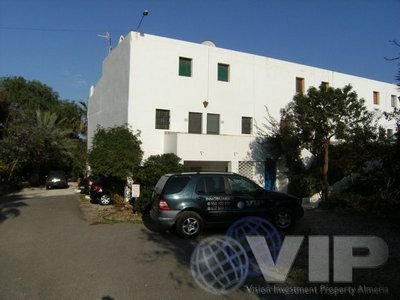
[0,0,399,102]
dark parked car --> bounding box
[90,176,125,205]
[150,172,304,238]
[79,175,99,195]
[45,170,68,190]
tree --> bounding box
[0,107,73,182]
[0,76,87,183]
[88,125,143,179]
[283,84,376,202]
[385,40,400,87]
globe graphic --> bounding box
[190,236,249,295]
[226,216,282,277]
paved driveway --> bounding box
[0,186,255,300]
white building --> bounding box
[88,31,399,190]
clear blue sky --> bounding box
[0,0,399,102]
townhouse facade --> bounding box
[88,31,399,190]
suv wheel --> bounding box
[176,211,204,239]
[99,194,111,205]
[274,207,294,230]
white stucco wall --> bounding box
[123,32,398,159]
[88,31,399,185]
[87,34,132,148]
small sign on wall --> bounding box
[132,184,140,198]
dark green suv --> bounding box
[149,172,303,238]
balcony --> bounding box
[164,132,262,161]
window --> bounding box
[387,129,394,137]
[188,112,202,134]
[391,95,398,108]
[373,91,380,105]
[218,63,229,82]
[241,117,252,134]
[207,113,220,134]
[155,109,170,129]
[227,176,259,195]
[179,57,192,77]
[321,81,329,91]
[196,176,226,194]
[296,77,305,94]
[164,176,191,195]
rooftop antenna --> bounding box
[136,10,149,32]
[98,32,112,54]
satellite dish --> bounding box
[119,35,125,44]
[201,40,216,47]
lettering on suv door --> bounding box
[195,175,232,214]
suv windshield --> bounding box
[227,176,259,195]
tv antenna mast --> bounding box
[98,32,112,54]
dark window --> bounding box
[391,95,397,108]
[155,109,170,129]
[227,176,259,195]
[164,176,191,195]
[189,112,202,134]
[321,81,329,91]
[241,117,252,134]
[195,177,206,194]
[296,77,305,94]
[207,113,220,135]
[179,57,192,77]
[155,176,169,194]
[373,91,380,105]
[387,129,394,137]
[196,176,226,194]
[218,63,229,82]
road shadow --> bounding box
[141,214,278,298]
[140,213,198,289]
[0,194,28,224]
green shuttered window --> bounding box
[218,63,229,82]
[179,57,192,77]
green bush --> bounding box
[134,153,185,214]
[133,187,153,214]
[288,174,318,198]
[88,125,143,180]
[0,180,22,195]
[137,153,185,188]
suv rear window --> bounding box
[164,176,191,195]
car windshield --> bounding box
[48,171,66,177]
